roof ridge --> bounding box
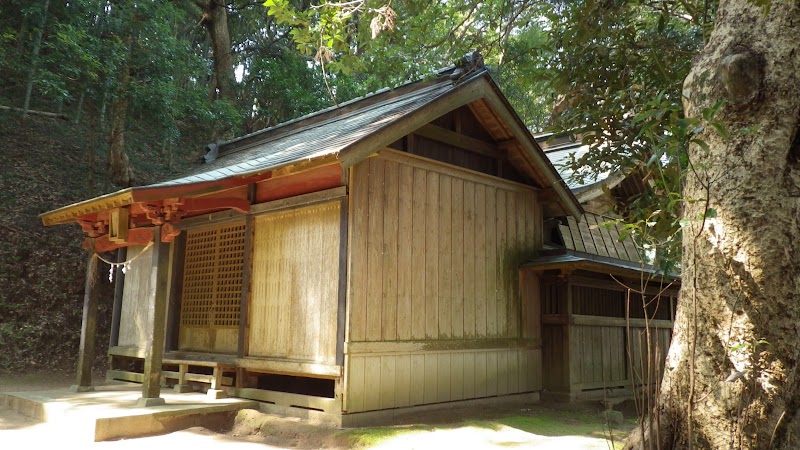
[212,80,455,161]
[217,71,454,154]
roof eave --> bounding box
[40,188,135,226]
[522,249,681,282]
[478,78,583,220]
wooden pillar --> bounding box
[109,247,127,348]
[70,248,99,392]
[237,216,254,358]
[238,183,256,358]
[138,226,170,407]
[166,234,185,352]
[335,195,349,366]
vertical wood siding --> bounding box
[118,245,154,348]
[348,153,540,342]
[346,349,542,413]
[346,151,543,412]
[248,201,340,364]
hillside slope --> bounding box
[0,111,198,374]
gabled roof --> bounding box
[41,68,583,226]
[537,134,640,204]
[151,81,455,188]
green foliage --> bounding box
[261,0,721,271]
[539,0,717,270]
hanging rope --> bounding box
[93,241,154,283]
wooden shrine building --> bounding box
[39,55,645,422]
[521,135,680,400]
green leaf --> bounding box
[691,138,710,153]
[710,121,729,140]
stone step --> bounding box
[1,383,257,442]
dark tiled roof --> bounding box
[41,65,586,225]
[150,81,456,188]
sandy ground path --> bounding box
[0,371,631,449]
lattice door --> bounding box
[180,221,246,330]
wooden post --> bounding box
[238,183,256,358]
[207,366,227,399]
[70,247,99,392]
[138,226,170,407]
[237,216,254,358]
[166,235,186,352]
[335,196,349,366]
[109,247,127,348]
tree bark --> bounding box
[21,0,50,120]
[108,59,134,187]
[627,1,800,449]
[197,0,236,101]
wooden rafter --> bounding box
[412,123,498,158]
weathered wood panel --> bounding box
[118,245,154,348]
[396,164,414,341]
[568,323,668,388]
[249,202,340,364]
[628,326,672,387]
[349,164,369,343]
[541,325,567,390]
[178,221,246,354]
[344,151,543,412]
[345,348,541,413]
[348,152,540,342]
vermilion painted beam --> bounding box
[84,223,181,253]
[130,173,271,202]
[255,164,343,203]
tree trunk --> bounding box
[108,60,133,187]
[21,0,50,120]
[73,90,86,125]
[627,1,800,449]
[197,0,235,101]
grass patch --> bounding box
[494,411,633,450]
[344,424,434,448]
[341,408,635,449]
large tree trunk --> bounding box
[197,0,235,101]
[108,60,133,187]
[627,1,800,449]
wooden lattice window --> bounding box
[180,221,246,328]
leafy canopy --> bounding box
[264,0,720,271]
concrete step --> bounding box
[1,383,257,442]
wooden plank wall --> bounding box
[118,245,155,348]
[568,324,628,388]
[628,326,672,387]
[541,325,568,390]
[248,201,341,365]
[346,151,543,412]
[568,323,671,390]
[539,278,675,393]
[348,151,541,342]
[347,348,541,413]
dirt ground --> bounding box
[0,371,636,449]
